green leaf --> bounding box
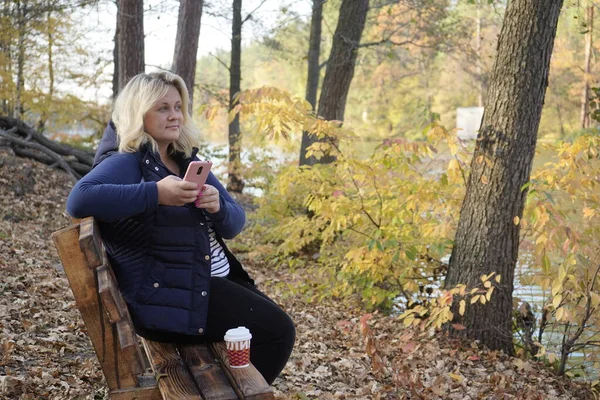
[542,254,551,274]
[405,246,418,261]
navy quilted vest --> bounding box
[99,148,251,336]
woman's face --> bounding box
[143,85,183,150]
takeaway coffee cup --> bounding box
[224,326,252,368]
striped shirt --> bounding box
[206,218,230,277]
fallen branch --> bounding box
[0,128,80,182]
[12,146,91,176]
[0,116,94,166]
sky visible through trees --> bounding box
[75,0,312,102]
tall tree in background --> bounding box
[474,1,484,107]
[117,0,144,90]
[172,0,204,104]
[38,8,55,132]
[227,0,243,192]
[13,0,27,119]
[445,0,564,354]
[302,0,370,166]
[298,0,324,166]
[112,0,119,99]
[580,4,593,129]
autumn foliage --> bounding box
[219,87,600,383]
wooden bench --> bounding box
[52,217,274,400]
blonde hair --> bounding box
[112,72,200,155]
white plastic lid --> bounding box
[224,326,252,342]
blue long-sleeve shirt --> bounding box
[67,151,245,239]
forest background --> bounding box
[4,0,600,398]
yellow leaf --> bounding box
[536,234,548,246]
[484,281,492,288]
[481,175,488,184]
[513,216,520,225]
[471,295,480,304]
[591,292,600,308]
[476,155,484,164]
[480,295,487,305]
[583,207,595,219]
[559,265,567,282]
[552,294,562,309]
[486,287,494,301]
[552,280,562,297]
[556,307,564,321]
[459,300,466,316]
[403,315,415,327]
[495,275,501,283]
[448,159,460,172]
[534,342,546,357]
[448,373,464,382]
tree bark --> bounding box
[112,0,120,100]
[117,0,144,90]
[227,0,244,193]
[38,9,54,133]
[299,0,324,166]
[445,0,564,355]
[1,0,12,115]
[304,0,369,166]
[475,2,483,107]
[172,0,204,105]
[14,1,26,119]
[580,5,593,129]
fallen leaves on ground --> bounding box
[0,150,595,399]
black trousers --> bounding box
[136,275,295,385]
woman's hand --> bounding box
[156,176,199,206]
[195,184,221,214]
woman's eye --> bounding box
[175,105,181,111]
[159,106,167,111]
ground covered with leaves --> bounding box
[0,151,595,399]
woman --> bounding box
[67,72,295,385]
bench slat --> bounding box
[97,263,127,323]
[142,339,202,399]
[177,343,237,400]
[107,385,163,400]
[210,342,274,400]
[115,319,147,376]
[79,217,104,269]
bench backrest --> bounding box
[52,218,159,398]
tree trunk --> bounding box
[475,2,483,107]
[2,0,13,115]
[38,9,54,133]
[580,5,593,129]
[227,0,244,193]
[14,1,26,119]
[112,0,120,100]
[445,0,563,355]
[305,0,369,166]
[299,0,324,166]
[117,0,144,90]
[172,0,204,105]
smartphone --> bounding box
[183,160,213,187]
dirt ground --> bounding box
[0,150,595,399]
